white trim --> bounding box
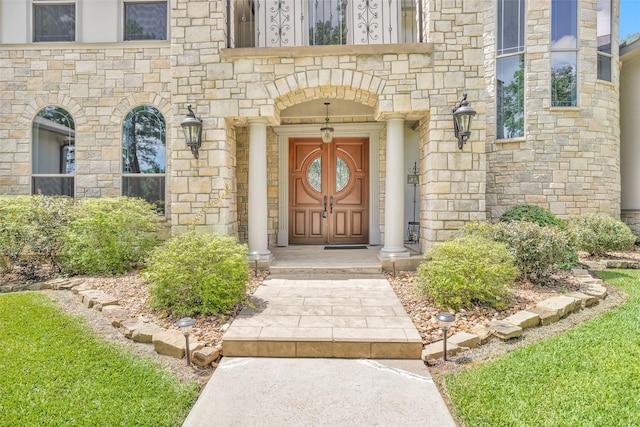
[273,122,384,246]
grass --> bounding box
[443,269,640,427]
[0,292,199,427]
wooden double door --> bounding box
[289,137,369,244]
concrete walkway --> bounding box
[223,275,423,358]
[182,357,457,427]
[183,271,457,426]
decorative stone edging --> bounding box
[0,277,221,367]
[420,267,613,362]
[1,258,635,365]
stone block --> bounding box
[566,291,599,308]
[78,290,119,309]
[72,283,93,294]
[529,307,560,326]
[448,331,480,349]
[26,283,48,291]
[78,289,102,307]
[605,259,639,269]
[536,296,579,318]
[93,292,119,308]
[421,341,461,361]
[580,261,606,270]
[101,306,130,327]
[132,323,165,343]
[1,285,14,293]
[153,330,187,359]
[468,325,492,344]
[121,317,146,339]
[579,283,608,299]
[192,345,222,367]
[47,278,85,290]
[503,311,540,329]
[571,268,591,277]
[490,320,523,340]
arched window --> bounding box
[122,105,166,212]
[32,106,75,196]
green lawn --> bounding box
[0,292,199,427]
[443,269,640,427]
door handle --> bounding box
[323,195,327,218]
[330,196,334,213]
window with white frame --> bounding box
[597,0,612,81]
[124,1,167,41]
[32,106,75,196]
[551,0,578,107]
[122,106,166,213]
[33,1,76,42]
[496,0,525,139]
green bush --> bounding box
[500,204,566,229]
[0,195,72,273]
[568,213,637,257]
[144,232,249,316]
[60,197,159,275]
[416,234,517,311]
[30,196,74,270]
[464,221,572,280]
[0,196,35,272]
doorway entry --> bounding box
[289,137,369,244]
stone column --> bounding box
[248,118,272,260]
[381,115,408,257]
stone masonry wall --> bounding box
[420,0,488,249]
[0,44,172,199]
[485,0,621,221]
[169,0,237,236]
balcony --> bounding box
[227,0,425,48]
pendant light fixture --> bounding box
[320,102,334,143]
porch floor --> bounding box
[268,245,384,275]
[223,273,423,359]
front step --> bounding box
[222,276,422,359]
[269,265,383,275]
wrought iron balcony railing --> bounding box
[227,0,425,48]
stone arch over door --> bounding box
[270,83,384,247]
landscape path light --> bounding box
[249,252,259,276]
[436,311,455,361]
[389,254,397,278]
[176,317,196,366]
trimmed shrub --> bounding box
[464,221,572,280]
[495,221,570,279]
[30,196,74,270]
[144,232,249,316]
[0,196,35,272]
[60,197,159,275]
[0,195,72,273]
[500,204,566,229]
[568,213,637,257]
[416,234,517,311]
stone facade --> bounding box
[484,0,621,220]
[0,45,172,199]
[0,0,628,253]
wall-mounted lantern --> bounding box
[180,104,203,159]
[452,94,477,149]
